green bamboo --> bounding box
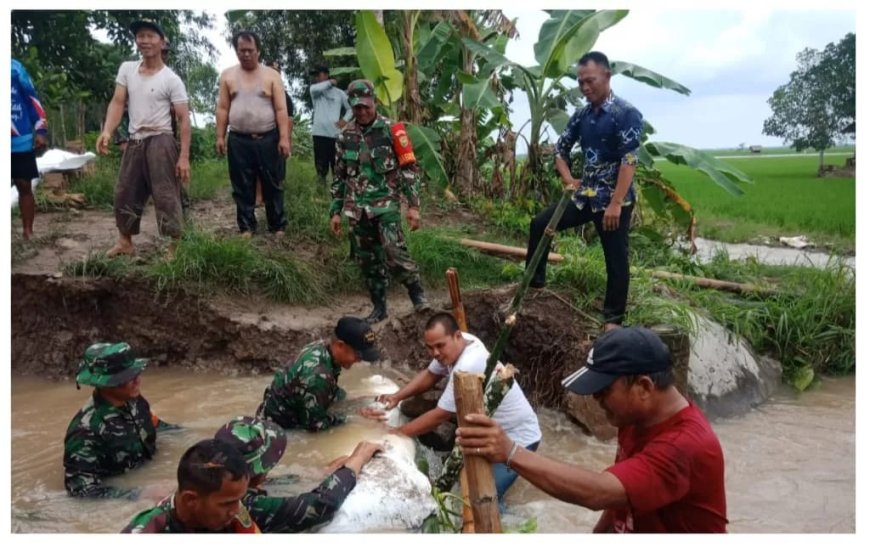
[481,189,574,381]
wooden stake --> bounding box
[454,372,501,533]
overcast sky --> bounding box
[206,6,855,151]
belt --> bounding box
[231,128,278,140]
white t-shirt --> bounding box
[116,61,188,139]
[428,333,541,447]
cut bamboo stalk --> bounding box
[458,238,564,263]
[650,270,775,294]
[454,372,501,533]
[445,267,474,533]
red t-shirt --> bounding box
[603,402,727,533]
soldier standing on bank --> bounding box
[63,342,178,499]
[329,79,431,324]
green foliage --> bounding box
[63,252,132,278]
[146,228,330,305]
[355,11,404,107]
[409,228,510,290]
[763,33,855,158]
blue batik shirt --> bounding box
[555,92,643,212]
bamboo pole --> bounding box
[650,270,776,295]
[482,189,573,381]
[458,238,564,263]
[454,372,501,533]
[445,268,475,533]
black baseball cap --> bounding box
[335,316,380,362]
[561,327,671,396]
[309,65,329,75]
[131,19,165,40]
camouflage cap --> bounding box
[75,342,148,388]
[214,416,287,477]
[347,79,375,108]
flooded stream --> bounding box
[11,366,854,533]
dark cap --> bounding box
[215,416,287,476]
[347,79,375,108]
[561,327,671,396]
[131,19,165,40]
[309,64,329,75]
[335,316,380,362]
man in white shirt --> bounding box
[96,19,191,258]
[308,65,352,182]
[369,312,542,511]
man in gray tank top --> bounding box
[216,31,291,237]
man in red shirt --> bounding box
[455,327,727,533]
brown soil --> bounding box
[11,199,599,410]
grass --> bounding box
[700,145,855,157]
[658,155,855,251]
[51,150,854,389]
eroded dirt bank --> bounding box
[11,274,596,410]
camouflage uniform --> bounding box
[330,79,428,323]
[216,416,357,532]
[63,342,176,499]
[257,341,347,431]
[122,494,260,533]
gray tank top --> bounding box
[228,66,277,134]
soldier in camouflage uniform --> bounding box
[63,342,178,499]
[330,79,431,324]
[122,439,260,533]
[257,316,380,431]
[215,416,383,532]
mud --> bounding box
[11,273,598,412]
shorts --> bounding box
[11,151,39,183]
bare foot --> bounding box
[106,242,135,257]
[274,230,285,238]
[22,229,32,241]
[240,232,253,239]
[164,243,177,261]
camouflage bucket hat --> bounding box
[347,79,375,108]
[214,416,288,476]
[75,342,148,388]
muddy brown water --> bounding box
[11,364,854,533]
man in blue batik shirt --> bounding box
[525,51,643,331]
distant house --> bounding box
[749,145,762,153]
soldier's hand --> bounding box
[375,393,401,410]
[407,207,421,231]
[96,132,112,156]
[215,138,226,156]
[330,214,342,237]
[344,441,385,475]
[359,406,388,421]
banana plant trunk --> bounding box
[401,11,424,124]
[455,51,479,197]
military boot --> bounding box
[406,281,432,312]
[365,289,388,324]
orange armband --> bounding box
[390,122,416,166]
